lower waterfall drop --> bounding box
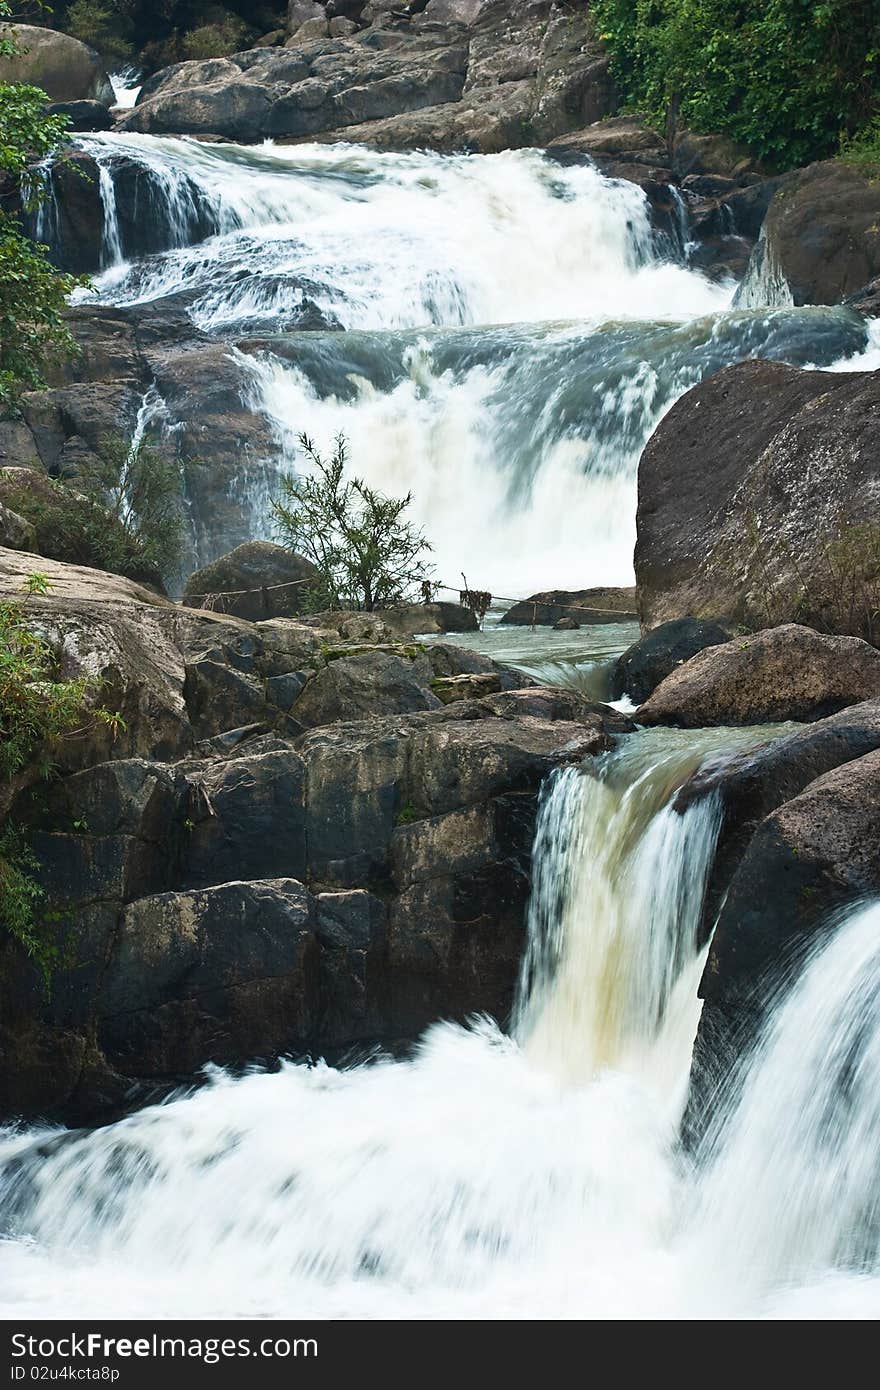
[1,727,879,1318]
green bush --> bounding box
[593,0,880,169]
[840,116,880,172]
[63,0,135,67]
[2,433,185,587]
[180,16,251,60]
[272,433,433,613]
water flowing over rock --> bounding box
[0,549,626,1123]
[689,748,880,1143]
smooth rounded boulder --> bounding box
[0,24,114,105]
[182,541,319,621]
[637,624,880,727]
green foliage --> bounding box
[0,218,78,413]
[179,16,251,60]
[72,432,185,579]
[840,116,880,172]
[592,0,880,169]
[0,576,123,982]
[0,823,58,985]
[0,3,79,413]
[6,431,186,584]
[64,0,135,66]
[272,433,433,613]
[1,585,95,780]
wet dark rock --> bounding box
[553,615,579,630]
[44,99,114,132]
[676,698,880,943]
[611,618,733,704]
[294,648,443,726]
[687,746,880,1142]
[0,549,627,1122]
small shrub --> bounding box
[180,17,252,61]
[272,433,433,613]
[840,117,880,173]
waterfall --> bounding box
[684,899,880,1311]
[97,162,124,269]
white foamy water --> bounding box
[3,726,878,1320]
[58,133,876,592]
[109,73,141,110]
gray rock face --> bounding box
[182,541,319,621]
[0,24,114,105]
[635,359,880,636]
[637,625,880,728]
[0,502,34,552]
[117,4,615,152]
[686,746,880,1143]
[7,307,276,582]
[676,697,880,942]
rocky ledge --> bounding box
[0,546,632,1125]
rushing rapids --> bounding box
[44,132,879,594]
[2,724,879,1318]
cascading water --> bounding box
[4,722,879,1319]
[63,133,878,594]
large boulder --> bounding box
[634,359,880,636]
[611,617,732,703]
[500,587,637,626]
[182,541,319,621]
[637,624,880,728]
[294,648,443,725]
[0,24,114,105]
[758,160,880,306]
